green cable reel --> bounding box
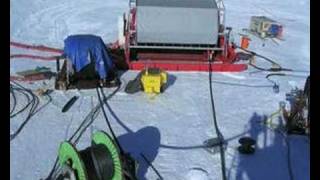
[58,131,123,180]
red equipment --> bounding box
[120,0,247,72]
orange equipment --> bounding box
[240,35,250,49]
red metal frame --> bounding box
[130,61,247,72]
[137,52,208,62]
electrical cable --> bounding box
[236,45,278,65]
[69,84,121,145]
[10,81,41,141]
[208,56,227,180]
[10,81,52,141]
[265,73,309,93]
[10,84,17,115]
[98,86,164,180]
[10,86,32,118]
[248,60,293,72]
[234,44,293,72]
[265,73,286,92]
[45,102,101,180]
[73,105,101,145]
[140,153,163,180]
[96,86,124,153]
[265,73,309,83]
[248,62,292,72]
[44,85,121,180]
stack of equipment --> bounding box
[249,16,283,39]
[119,0,248,72]
[282,76,309,135]
[55,35,119,90]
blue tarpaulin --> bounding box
[63,35,114,79]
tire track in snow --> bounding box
[12,0,126,47]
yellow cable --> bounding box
[263,108,282,129]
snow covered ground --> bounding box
[10,0,310,180]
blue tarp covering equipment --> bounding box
[63,35,114,79]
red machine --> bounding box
[117,0,247,72]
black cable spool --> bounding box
[238,137,256,154]
[79,143,115,180]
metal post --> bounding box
[56,57,60,73]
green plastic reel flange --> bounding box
[58,142,88,180]
[92,131,123,180]
[58,131,123,180]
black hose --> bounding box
[265,73,286,86]
[235,44,278,64]
[72,105,101,145]
[98,85,164,180]
[96,86,124,153]
[10,85,17,115]
[234,44,293,72]
[249,61,293,72]
[208,58,227,180]
[69,84,121,144]
[45,104,100,180]
[45,85,121,180]
[10,86,32,118]
[140,153,163,180]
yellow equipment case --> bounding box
[140,68,168,93]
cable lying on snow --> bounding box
[98,86,164,180]
[208,55,227,180]
[44,85,121,180]
[234,44,293,72]
[10,81,52,141]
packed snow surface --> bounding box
[10,0,309,179]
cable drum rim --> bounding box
[58,142,88,180]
